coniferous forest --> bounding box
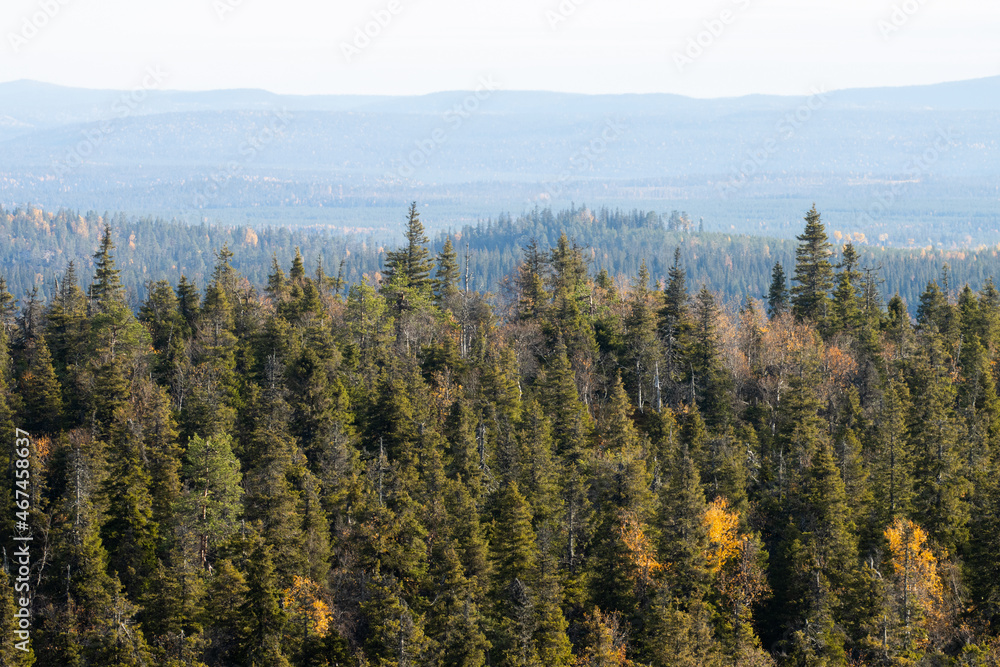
[5,202,1000,666]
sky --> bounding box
[1,0,998,97]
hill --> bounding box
[0,78,997,246]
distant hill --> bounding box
[0,77,998,246]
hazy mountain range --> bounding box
[0,76,998,246]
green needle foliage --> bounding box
[5,204,1000,665]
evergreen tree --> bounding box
[687,286,732,427]
[624,259,662,411]
[242,542,291,667]
[830,243,863,334]
[659,247,693,404]
[181,433,243,568]
[791,205,835,326]
[89,225,124,307]
[176,275,201,332]
[906,337,972,554]
[767,262,789,319]
[384,203,434,295]
[101,407,160,602]
[433,236,461,302]
[45,261,90,379]
[17,332,63,434]
[866,378,913,546]
[516,238,550,321]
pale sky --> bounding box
[1,0,998,97]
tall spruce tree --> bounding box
[791,205,835,326]
[433,236,461,302]
[384,203,434,295]
[767,262,789,319]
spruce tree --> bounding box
[830,243,863,334]
[660,247,693,403]
[906,337,972,554]
[17,333,63,434]
[433,236,461,302]
[624,259,661,411]
[101,402,166,602]
[791,205,835,326]
[45,261,90,380]
[767,262,789,319]
[181,433,243,568]
[175,275,201,332]
[384,203,434,295]
[242,542,291,667]
[687,286,732,428]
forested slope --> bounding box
[2,204,1000,665]
[5,203,1000,311]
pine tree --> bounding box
[660,247,693,404]
[89,225,124,308]
[767,262,789,319]
[575,608,632,667]
[176,275,201,332]
[138,279,188,382]
[906,337,972,555]
[17,332,63,434]
[864,379,913,552]
[791,205,835,326]
[240,385,308,578]
[101,406,160,602]
[433,236,461,302]
[290,247,306,282]
[41,430,153,664]
[488,484,540,666]
[181,433,243,568]
[830,243,863,334]
[624,259,662,411]
[687,286,732,428]
[86,227,145,431]
[242,541,291,667]
[203,559,250,666]
[45,261,90,379]
[384,203,434,295]
[266,254,288,304]
[423,542,490,667]
[516,238,550,321]
[444,398,485,502]
[361,570,429,667]
[656,451,710,600]
[780,440,858,665]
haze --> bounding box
[2,0,998,97]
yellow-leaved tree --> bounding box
[702,497,773,665]
[884,517,943,659]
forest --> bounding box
[6,203,1000,312]
[2,202,1000,666]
